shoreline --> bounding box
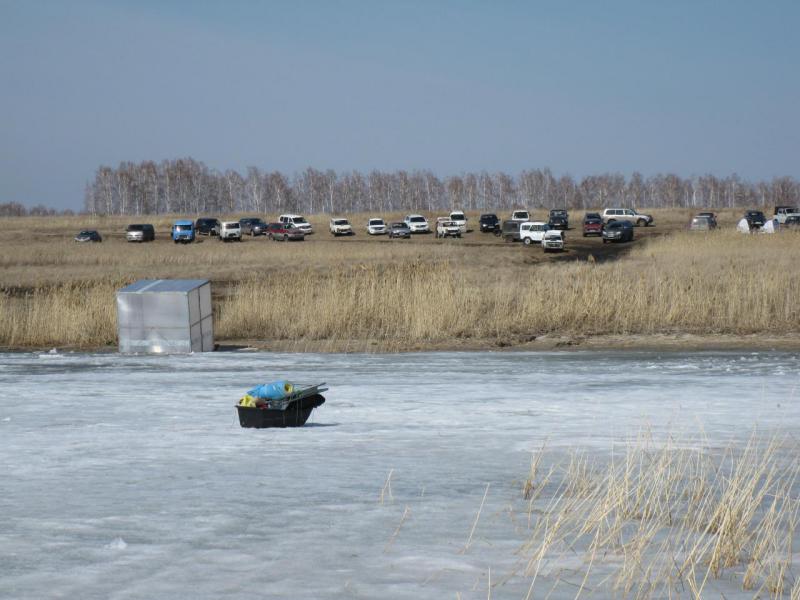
[4,332,800,354]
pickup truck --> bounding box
[774,206,800,224]
[436,218,461,238]
[519,221,550,245]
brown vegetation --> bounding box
[516,433,800,598]
[0,211,798,349]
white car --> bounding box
[542,230,565,252]
[511,210,530,222]
[775,206,800,224]
[278,214,313,234]
[366,218,387,235]
[219,221,242,242]
[404,214,430,233]
[329,218,354,236]
[435,218,461,238]
[449,211,467,233]
[519,221,550,245]
[601,208,653,227]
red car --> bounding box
[582,212,603,237]
[266,222,305,241]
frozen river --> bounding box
[1,350,799,599]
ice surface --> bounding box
[1,350,799,598]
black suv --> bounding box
[548,209,569,230]
[479,213,500,233]
[743,210,766,230]
[240,217,268,236]
[195,218,220,236]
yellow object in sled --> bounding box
[239,394,257,407]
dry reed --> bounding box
[517,433,800,598]
[1,217,799,348]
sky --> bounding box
[1,0,798,210]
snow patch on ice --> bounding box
[104,537,127,551]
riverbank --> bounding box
[5,332,800,355]
[1,212,798,350]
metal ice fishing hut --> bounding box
[116,279,214,353]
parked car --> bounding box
[783,215,800,229]
[602,220,634,243]
[582,213,603,237]
[329,218,354,236]
[542,230,565,252]
[449,211,467,233]
[172,220,195,243]
[435,218,461,238]
[511,210,530,222]
[501,220,522,242]
[602,208,653,227]
[743,210,766,230]
[404,214,430,233]
[75,230,102,243]
[695,211,718,228]
[388,222,411,239]
[195,217,220,236]
[548,209,569,230]
[519,221,550,245]
[126,223,155,242]
[774,206,800,224]
[479,213,500,233]
[688,216,714,231]
[266,222,305,241]
[278,214,313,234]
[366,218,387,235]
[219,221,242,242]
[239,217,267,236]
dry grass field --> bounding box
[1,208,798,350]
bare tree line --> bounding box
[71,158,800,216]
[0,202,75,217]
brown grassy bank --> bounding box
[1,224,799,349]
[218,230,800,343]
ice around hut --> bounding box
[237,381,327,428]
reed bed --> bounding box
[218,230,800,342]
[1,220,798,348]
[0,281,119,348]
[516,433,800,598]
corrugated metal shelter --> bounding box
[117,279,214,353]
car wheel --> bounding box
[283,234,288,241]
[602,239,608,244]
[523,237,532,245]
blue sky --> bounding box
[1,0,798,209]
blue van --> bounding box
[172,220,195,243]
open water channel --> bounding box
[1,350,798,598]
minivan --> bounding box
[172,220,195,243]
[126,223,155,242]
